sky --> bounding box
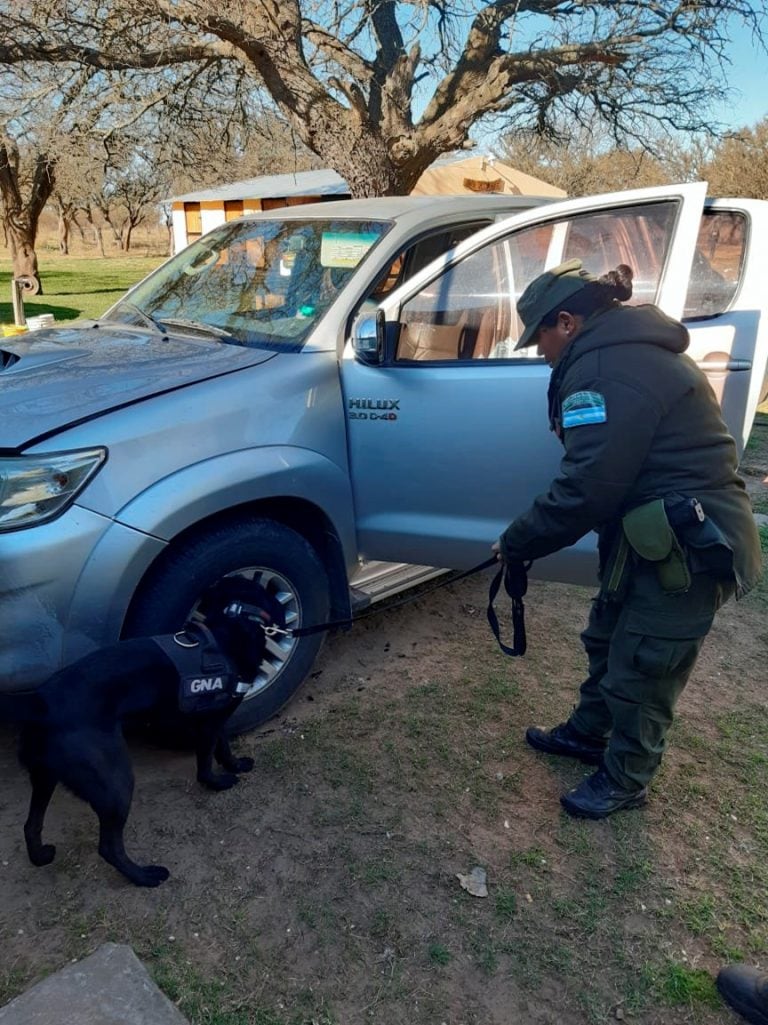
[710,25,767,130]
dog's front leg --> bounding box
[215,734,254,775]
[195,725,239,790]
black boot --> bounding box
[526,721,607,765]
[717,965,768,1025]
[560,766,647,819]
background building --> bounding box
[170,156,565,251]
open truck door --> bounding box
[342,183,714,582]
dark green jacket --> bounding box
[499,304,762,597]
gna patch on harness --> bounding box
[561,390,607,429]
[178,672,240,714]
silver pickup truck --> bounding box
[1,183,766,731]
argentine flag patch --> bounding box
[561,390,607,428]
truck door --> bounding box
[342,183,711,581]
[681,199,768,455]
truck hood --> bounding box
[0,322,278,449]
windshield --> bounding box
[106,217,392,351]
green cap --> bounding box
[514,259,597,350]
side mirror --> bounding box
[351,312,380,364]
[352,308,399,365]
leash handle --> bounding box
[486,560,531,657]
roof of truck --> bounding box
[238,193,554,225]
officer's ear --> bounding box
[557,311,582,338]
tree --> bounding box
[0,51,310,273]
[0,130,55,291]
[500,129,669,197]
[46,134,107,255]
[703,118,768,199]
[0,65,96,284]
[0,1,765,199]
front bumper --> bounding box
[0,506,164,691]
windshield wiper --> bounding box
[159,317,233,340]
[112,301,167,337]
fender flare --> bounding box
[115,445,358,562]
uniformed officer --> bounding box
[493,260,762,819]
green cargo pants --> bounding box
[569,561,735,790]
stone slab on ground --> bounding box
[0,943,190,1025]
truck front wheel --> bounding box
[124,517,330,733]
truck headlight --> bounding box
[0,448,107,530]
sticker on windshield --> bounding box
[321,231,380,269]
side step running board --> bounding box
[348,561,447,606]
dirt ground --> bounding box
[1,417,767,1025]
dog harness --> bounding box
[151,623,251,714]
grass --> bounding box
[258,655,761,1019]
[151,957,337,1025]
[427,942,451,965]
[656,962,722,1009]
[0,253,165,325]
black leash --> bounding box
[486,559,531,657]
[226,555,531,658]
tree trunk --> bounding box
[58,210,70,255]
[93,222,106,257]
[124,223,133,251]
[81,206,105,255]
[103,210,123,249]
[324,138,424,195]
[310,125,432,197]
[5,222,44,294]
[0,140,55,294]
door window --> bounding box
[350,221,493,341]
[561,203,675,306]
[396,235,518,360]
[369,221,493,302]
[396,200,683,362]
[683,210,746,318]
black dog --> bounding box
[0,580,283,887]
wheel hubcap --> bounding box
[193,566,301,699]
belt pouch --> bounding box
[622,499,691,594]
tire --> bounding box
[124,518,330,733]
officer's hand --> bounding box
[492,540,503,562]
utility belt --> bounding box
[601,494,735,601]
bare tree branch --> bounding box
[0,0,765,197]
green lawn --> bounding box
[0,254,165,325]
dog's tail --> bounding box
[0,691,46,723]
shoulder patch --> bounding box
[561,390,607,428]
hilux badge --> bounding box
[347,398,399,421]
